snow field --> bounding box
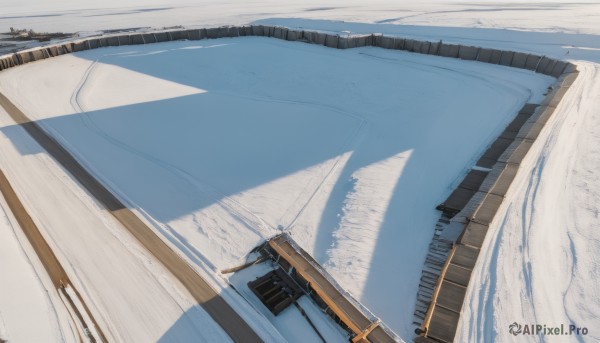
[2,1,600,35]
[2,2,599,342]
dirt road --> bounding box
[0,92,263,343]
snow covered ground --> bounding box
[0,104,239,342]
[1,2,599,343]
[1,1,599,35]
[0,36,551,340]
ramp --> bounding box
[263,233,398,343]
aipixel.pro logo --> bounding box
[509,322,588,336]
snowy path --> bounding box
[2,1,599,35]
[1,2,599,342]
[0,197,75,343]
[456,63,600,342]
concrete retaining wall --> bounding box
[0,25,578,343]
[417,65,578,343]
[0,25,573,80]
[458,45,479,61]
[439,43,460,58]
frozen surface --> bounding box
[0,36,552,339]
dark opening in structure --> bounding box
[248,267,303,315]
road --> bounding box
[0,91,263,343]
[0,169,107,343]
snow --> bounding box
[327,150,412,295]
[229,260,350,343]
[1,1,599,343]
[0,196,75,343]
[456,62,600,342]
[2,1,600,35]
[0,36,552,340]
[62,286,102,342]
